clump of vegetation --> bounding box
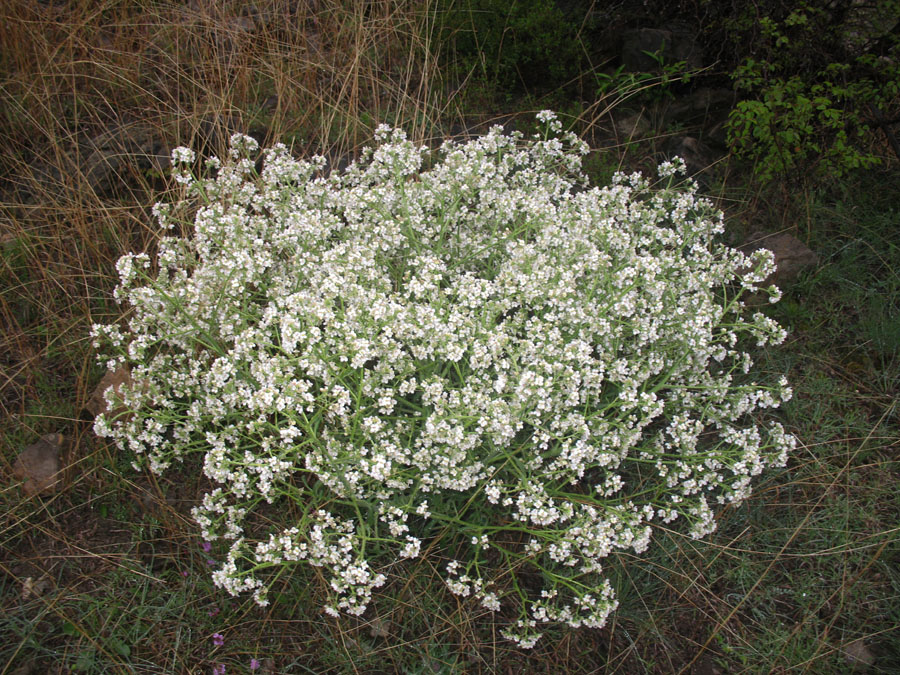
[93,113,793,647]
[719,1,900,182]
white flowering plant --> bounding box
[92,111,795,648]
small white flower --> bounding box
[171,146,195,164]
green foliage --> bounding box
[721,1,900,183]
[595,49,693,109]
[727,62,890,182]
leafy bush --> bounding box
[721,1,900,182]
[92,113,795,647]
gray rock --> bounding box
[12,433,65,496]
[842,639,875,672]
[705,119,730,149]
[16,121,169,204]
[664,136,724,178]
[740,231,819,286]
[6,662,39,675]
[663,87,735,125]
[615,111,651,139]
[82,122,170,196]
[622,23,703,73]
[17,150,73,204]
[843,2,900,52]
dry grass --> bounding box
[0,0,457,425]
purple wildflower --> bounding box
[249,659,260,671]
[212,633,224,647]
[201,541,212,553]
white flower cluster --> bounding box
[92,114,795,646]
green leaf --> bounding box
[73,649,96,671]
[109,636,132,658]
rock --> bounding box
[82,122,171,197]
[368,616,393,639]
[615,111,651,139]
[688,87,735,113]
[843,1,900,52]
[663,87,735,126]
[740,231,819,286]
[21,575,51,600]
[691,652,724,675]
[622,28,669,71]
[0,227,18,247]
[83,366,136,421]
[254,658,276,675]
[18,150,73,205]
[6,662,39,675]
[842,639,875,672]
[705,119,730,149]
[664,136,724,178]
[622,23,703,73]
[15,121,170,205]
[12,433,65,496]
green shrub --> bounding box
[720,1,900,182]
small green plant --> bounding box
[594,64,654,100]
[595,47,692,108]
[92,112,794,648]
